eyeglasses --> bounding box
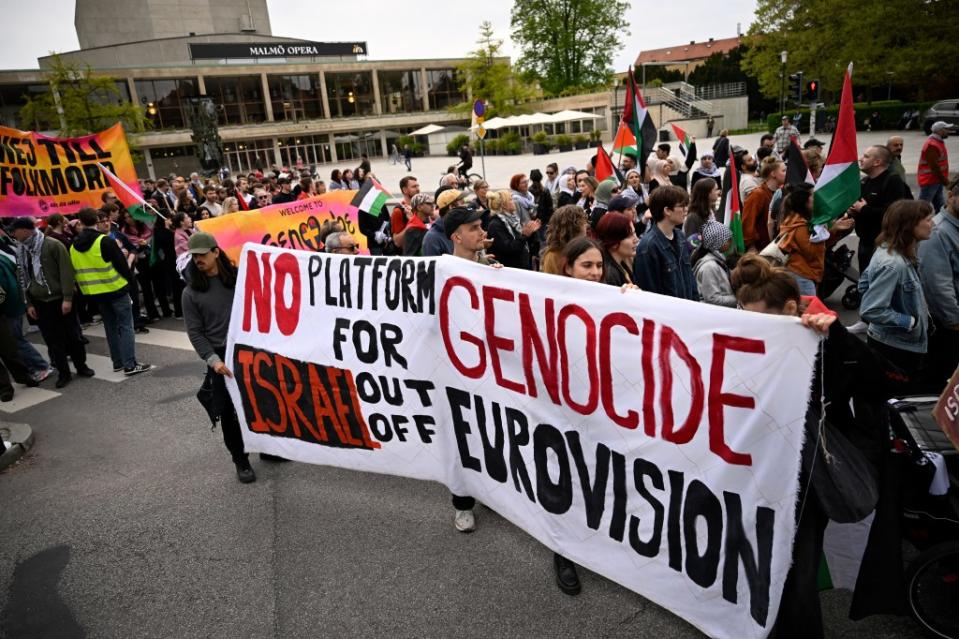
[257,195,270,200]
[335,245,359,253]
[546,170,556,175]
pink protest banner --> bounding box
[195,191,368,263]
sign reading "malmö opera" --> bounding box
[189,41,367,60]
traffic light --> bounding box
[789,72,804,103]
[806,79,820,102]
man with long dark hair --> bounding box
[181,232,255,483]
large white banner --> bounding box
[225,243,819,639]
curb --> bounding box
[0,422,35,472]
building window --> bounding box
[425,69,465,111]
[268,75,323,121]
[0,83,53,130]
[277,135,332,169]
[203,76,267,126]
[377,70,423,114]
[222,138,276,173]
[134,78,197,129]
[325,72,374,118]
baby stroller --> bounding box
[816,244,861,309]
[889,396,959,639]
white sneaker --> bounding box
[454,509,476,533]
[846,320,868,335]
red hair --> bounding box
[509,173,526,191]
[594,212,633,252]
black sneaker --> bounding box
[55,374,72,389]
[0,390,14,402]
[235,460,256,484]
[135,326,150,334]
[113,365,124,373]
[76,367,96,377]
[123,363,154,376]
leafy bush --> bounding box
[446,133,471,156]
[765,100,935,133]
[532,130,549,143]
[555,134,573,148]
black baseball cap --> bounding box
[444,207,484,239]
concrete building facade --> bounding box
[75,0,273,50]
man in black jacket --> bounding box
[850,145,909,273]
[70,208,152,376]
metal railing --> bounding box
[695,82,747,100]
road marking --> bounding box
[0,386,61,413]
[83,354,128,382]
[84,325,194,351]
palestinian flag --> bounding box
[813,65,859,226]
[612,121,637,156]
[785,135,815,186]
[671,123,692,157]
[351,176,391,218]
[594,144,617,183]
[622,71,658,167]
[723,148,745,254]
[97,163,154,226]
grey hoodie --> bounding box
[692,252,736,308]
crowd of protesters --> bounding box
[0,119,955,639]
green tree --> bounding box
[455,21,537,117]
[741,0,955,102]
[510,0,630,96]
[19,54,147,136]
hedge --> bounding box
[766,101,935,133]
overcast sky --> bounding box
[2,0,755,71]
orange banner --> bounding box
[195,190,369,264]
[0,123,138,217]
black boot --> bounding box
[553,553,581,596]
[234,458,256,484]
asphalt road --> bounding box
[0,311,929,639]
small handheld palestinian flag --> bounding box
[722,148,745,254]
[97,163,160,225]
[813,64,859,226]
[785,136,815,186]
[594,144,617,183]
[351,176,391,219]
[612,121,638,156]
[671,123,692,157]
[622,70,658,167]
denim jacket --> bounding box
[858,246,928,353]
[634,225,698,300]
[918,211,959,326]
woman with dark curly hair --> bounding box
[539,205,587,275]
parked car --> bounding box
[923,99,959,133]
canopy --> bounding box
[548,109,603,122]
[409,124,446,136]
[483,110,603,130]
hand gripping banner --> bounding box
[224,243,818,638]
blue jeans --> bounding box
[919,184,945,212]
[792,273,818,297]
[99,295,136,370]
[7,314,49,375]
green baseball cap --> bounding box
[187,231,218,254]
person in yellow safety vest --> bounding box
[918,121,954,212]
[69,208,153,377]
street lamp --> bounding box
[886,71,894,101]
[779,50,788,118]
